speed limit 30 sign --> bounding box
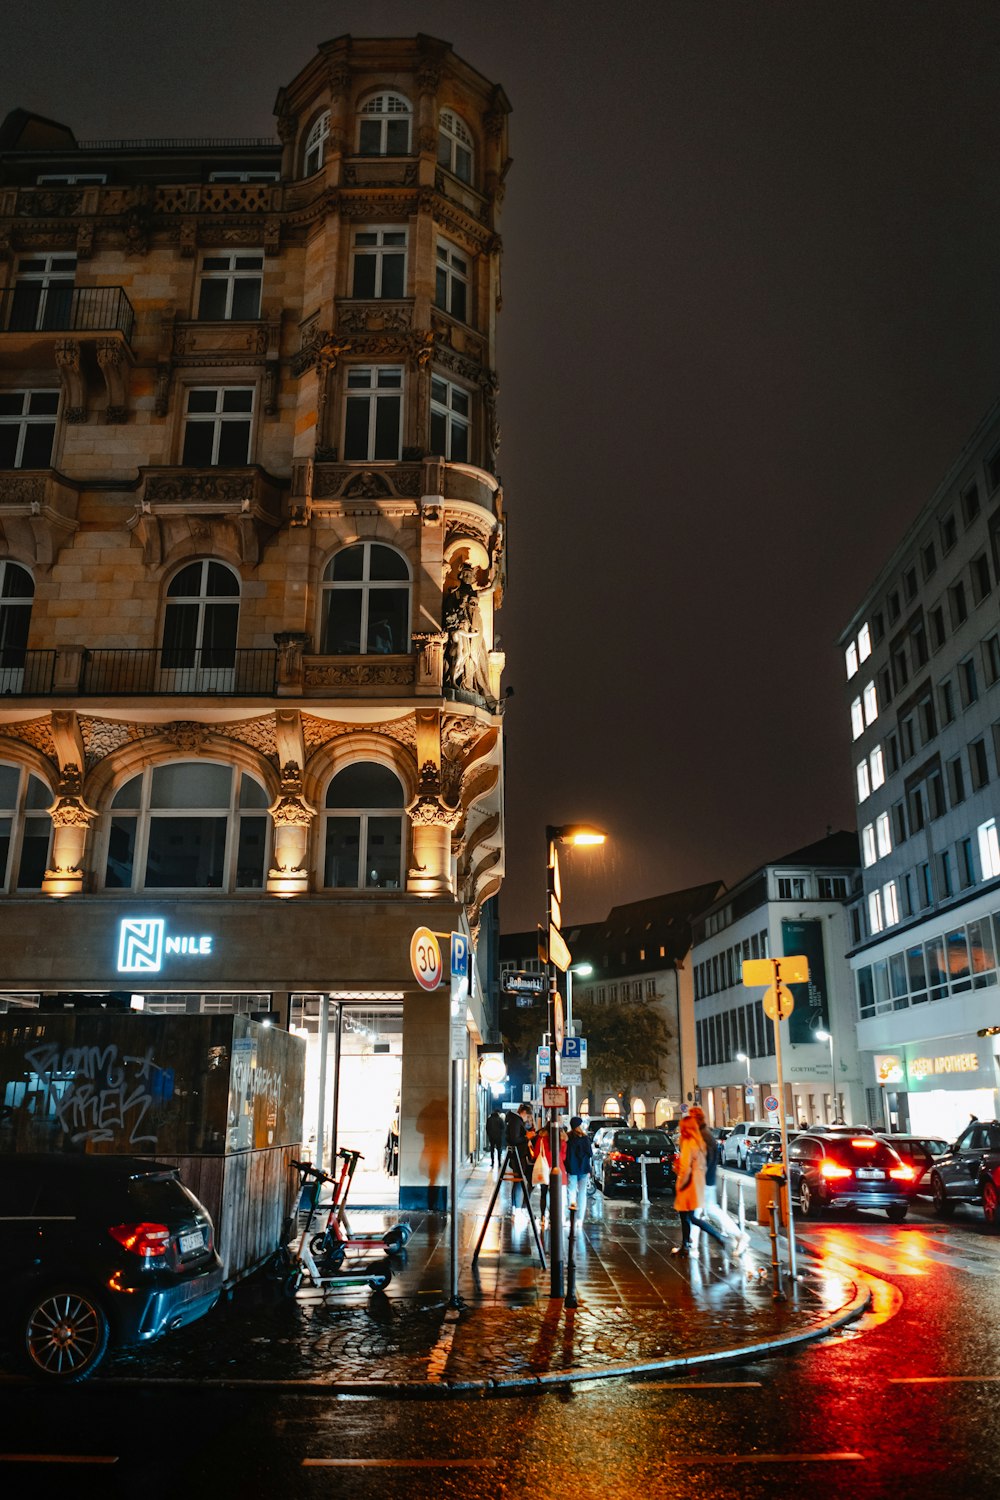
[410,926,443,991]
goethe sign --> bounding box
[117,918,214,974]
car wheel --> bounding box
[799,1178,816,1218]
[23,1287,110,1383]
[930,1173,955,1218]
[983,1178,1000,1226]
[886,1203,908,1223]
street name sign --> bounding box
[742,955,810,987]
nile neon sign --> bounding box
[117,918,214,974]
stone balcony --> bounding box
[0,469,79,565]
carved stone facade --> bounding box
[0,36,511,1210]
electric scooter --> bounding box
[281,1160,392,1296]
[310,1147,412,1259]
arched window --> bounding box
[437,109,473,183]
[358,93,411,155]
[0,762,52,891]
[631,1097,647,1128]
[602,1098,622,1116]
[0,560,34,693]
[323,763,404,890]
[103,761,269,891]
[161,560,239,691]
[303,110,331,176]
[320,543,410,655]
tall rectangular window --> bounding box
[858,622,872,661]
[949,580,968,629]
[350,228,406,299]
[960,837,975,888]
[939,850,954,899]
[868,889,884,935]
[343,366,402,461]
[876,811,892,859]
[960,657,979,707]
[197,252,263,320]
[856,760,871,802]
[845,640,859,679]
[429,375,470,462]
[870,745,885,790]
[0,390,58,468]
[9,253,76,331]
[850,697,864,740]
[434,240,469,322]
[930,605,946,649]
[181,386,253,466]
[862,823,876,867]
[948,756,966,805]
[863,681,878,725]
[939,678,956,725]
[984,634,1000,686]
[920,861,933,907]
[883,881,900,925]
[979,818,1000,879]
[970,736,990,790]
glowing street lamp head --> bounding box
[547,822,607,847]
[736,1052,748,1063]
[572,962,594,978]
[815,1029,832,1044]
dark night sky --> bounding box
[6,2,1000,930]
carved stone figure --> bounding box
[442,536,501,700]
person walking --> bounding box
[564,1116,594,1222]
[672,1113,728,1256]
[531,1123,567,1219]
[691,1105,748,1256]
[486,1106,505,1169]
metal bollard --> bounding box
[639,1156,650,1204]
[768,1195,786,1302]
[565,1204,578,1308]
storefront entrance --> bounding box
[290,994,404,1208]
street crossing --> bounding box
[793,1224,1000,1278]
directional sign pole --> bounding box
[546,838,564,1298]
[769,966,798,1286]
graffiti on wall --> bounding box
[22,1041,170,1148]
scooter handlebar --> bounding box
[290,1159,332,1182]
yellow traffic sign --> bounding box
[548,922,572,973]
[742,954,810,987]
[762,983,795,1021]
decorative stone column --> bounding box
[267,761,316,897]
[406,761,462,897]
[274,631,309,694]
[43,764,97,897]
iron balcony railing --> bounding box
[81,649,278,696]
[0,285,136,343]
[0,651,56,696]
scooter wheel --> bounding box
[368,1269,392,1291]
[284,1269,303,1297]
[384,1225,411,1252]
[310,1234,335,1257]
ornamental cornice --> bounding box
[303,662,415,688]
[300,712,417,756]
[406,760,462,830]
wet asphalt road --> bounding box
[2,1191,999,1499]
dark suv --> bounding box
[927,1120,1000,1224]
[788,1130,917,1222]
[0,1154,223,1382]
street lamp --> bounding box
[815,1028,836,1121]
[545,823,605,1298]
[736,1051,754,1119]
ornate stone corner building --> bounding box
[0,36,511,1208]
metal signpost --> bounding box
[742,954,810,1285]
[448,931,470,1310]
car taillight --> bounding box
[851,1138,877,1149]
[820,1160,852,1179]
[992,1165,1000,1188]
[108,1222,171,1257]
[607,1151,635,1164]
[889,1166,915,1181]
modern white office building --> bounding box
[838,399,1000,1139]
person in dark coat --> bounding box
[486,1107,505,1168]
[505,1104,534,1207]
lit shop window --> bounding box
[862,823,876,868]
[868,888,884,935]
[857,760,871,802]
[870,745,885,791]
[979,818,1000,880]
[876,812,892,860]
[863,681,878,725]
[851,697,865,741]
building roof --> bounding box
[761,829,860,871]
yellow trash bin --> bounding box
[755,1162,789,1227]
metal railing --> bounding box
[75,137,278,150]
[0,286,136,342]
[81,649,278,696]
[0,652,56,696]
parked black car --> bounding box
[591,1128,676,1196]
[877,1135,949,1191]
[927,1120,1000,1224]
[745,1128,784,1173]
[787,1130,917,1221]
[0,1154,224,1382]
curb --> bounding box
[90,1269,872,1399]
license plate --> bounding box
[179,1229,204,1254]
[855,1168,885,1180]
